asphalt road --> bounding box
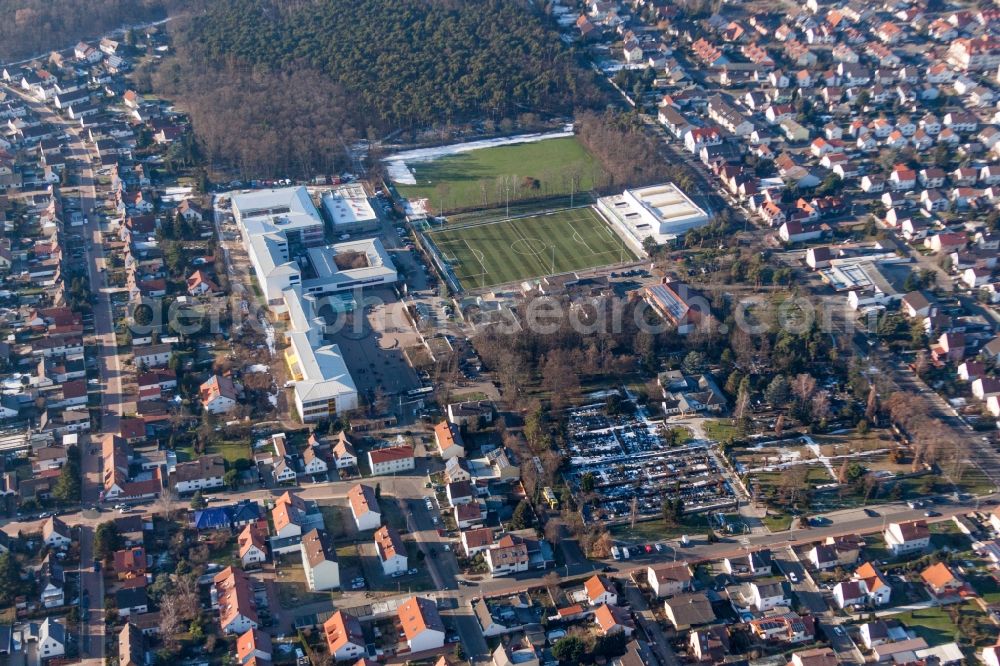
[1,80,114,666]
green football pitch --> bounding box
[427,207,635,290]
[395,136,605,213]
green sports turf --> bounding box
[396,136,605,212]
[427,207,635,289]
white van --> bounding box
[611,545,621,560]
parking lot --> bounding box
[325,286,422,400]
[562,404,738,523]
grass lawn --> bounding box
[967,573,1000,604]
[893,606,959,645]
[704,420,738,442]
[274,561,329,608]
[610,514,714,543]
[953,465,997,495]
[450,391,489,403]
[753,466,833,492]
[763,512,794,532]
[894,602,993,649]
[396,136,605,212]
[177,439,251,464]
[318,504,353,540]
[427,206,634,289]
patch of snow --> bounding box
[384,126,576,185]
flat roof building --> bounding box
[599,183,710,254]
[232,188,394,424]
[232,187,325,310]
[232,187,325,239]
[285,331,358,423]
[302,238,397,294]
[321,184,378,231]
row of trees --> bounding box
[575,110,696,192]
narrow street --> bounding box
[1,79,123,666]
[623,580,680,666]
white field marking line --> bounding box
[570,210,631,260]
[431,236,463,263]
[462,238,489,280]
[566,211,622,260]
[509,216,553,277]
[430,230,485,279]
[433,236,485,283]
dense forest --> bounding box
[0,0,175,61]
[175,0,599,128]
[149,0,603,177]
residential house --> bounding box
[186,270,219,296]
[724,549,773,577]
[447,400,494,427]
[444,457,472,484]
[42,515,72,549]
[237,629,273,664]
[38,555,65,608]
[593,604,636,636]
[38,618,66,659]
[585,575,618,606]
[461,528,494,557]
[833,580,868,608]
[116,586,149,618]
[807,544,839,570]
[398,596,445,653]
[323,611,365,662]
[902,291,933,319]
[119,624,144,666]
[214,566,259,635]
[347,483,381,531]
[302,445,328,476]
[331,432,358,469]
[749,612,815,643]
[367,445,414,475]
[114,546,147,581]
[300,528,339,591]
[646,563,693,597]
[933,332,966,363]
[972,376,1000,400]
[883,521,930,555]
[455,502,484,528]
[663,593,716,630]
[920,562,964,597]
[485,535,530,577]
[751,581,788,610]
[200,375,238,414]
[375,525,407,575]
[434,421,465,460]
[171,455,225,494]
[788,647,836,666]
[446,480,475,506]
[238,525,268,567]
